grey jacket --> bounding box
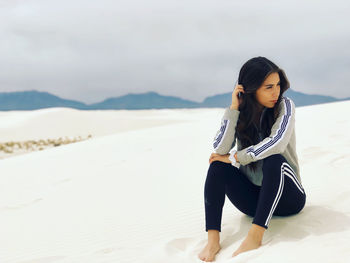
[212,96,302,187]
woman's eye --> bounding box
[268,84,280,89]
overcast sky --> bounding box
[0,0,349,103]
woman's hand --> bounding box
[230,83,245,110]
[209,153,231,164]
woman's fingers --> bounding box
[237,84,245,90]
[209,154,220,164]
[209,155,214,163]
[236,85,245,93]
[232,84,245,108]
[210,153,219,160]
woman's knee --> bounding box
[206,161,230,183]
[208,160,230,173]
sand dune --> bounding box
[0,100,349,262]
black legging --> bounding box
[204,154,306,231]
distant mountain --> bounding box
[283,89,350,107]
[0,90,88,110]
[89,91,199,109]
[0,89,349,111]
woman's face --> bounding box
[255,72,281,109]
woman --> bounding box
[198,56,306,262]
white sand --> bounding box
[0,101,349,263]
[0,107,191,142]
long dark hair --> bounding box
[236,56,290,172]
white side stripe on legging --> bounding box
[264,165,285,227]
[283,163,305,194]
[264,162,305,227]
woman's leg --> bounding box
[204,160,261,232]
[202,154,306,259]
[252,154,306,229]
[200,160,261,261]
[230,154,306,257]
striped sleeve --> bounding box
[212,107,240,155]
[236,97,295,165]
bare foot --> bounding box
[232,234,262,257]
[198,242,221,262]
